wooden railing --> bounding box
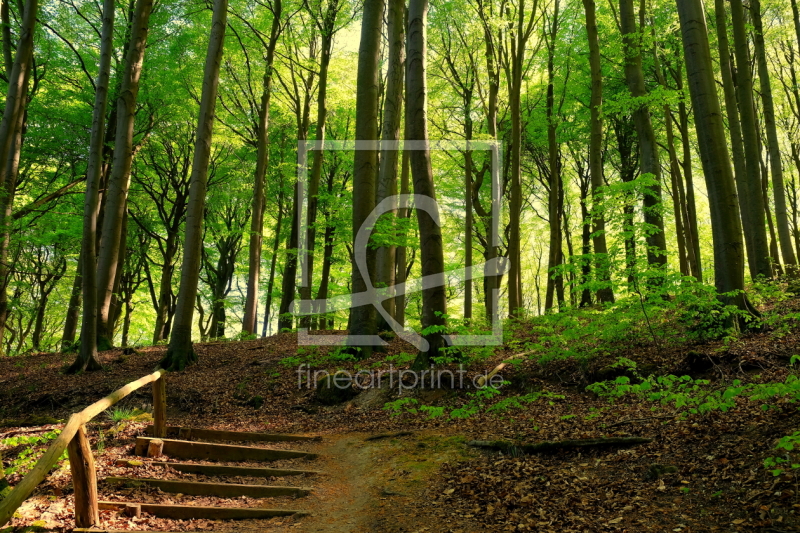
[0,369,168,527]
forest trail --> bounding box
[223,431,478,533]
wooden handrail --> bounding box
[0,368,167,527]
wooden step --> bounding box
[134,437,318,462]
[98,501,307,520]
[145,425,320,442]
[105,476,311,498]
[116,459,321,477]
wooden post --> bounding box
[66,426,99,528]
[153,376,166,438]
[124,503,141,518]
[147,438,164,458]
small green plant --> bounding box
[106,407,136,423]
[764,432,800,476]
[2,430,65,477]
[383,397,419,417]
[385,352,416,365]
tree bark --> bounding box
[95,0,153,350]
[161,0,229,370]
[408,0,446,367]
[676,0,754,317]
[61,253,82,352]
[241,0,281,336]
[507,0,538,316]
[582,0,614,304]
[729,0,772,279]
[395,149,410,327]
[619,0,667,268]
[545,0,563,312]
[300,0,341,331]
[375,0,405,330]
[348,0,384,357]
[751,0,797,272]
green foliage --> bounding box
[2,430,65,478]
[764,432,800,476]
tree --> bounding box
[241,0,283,336]
[676,0,753,316]
[94,0,154,350]
[345,0,384,357]
[67,0,115,373]
[408,0,447,367]
[375,0,405,329]
[619,0,667,269]
[581,0,614,304]
[161,0,229,370]
[751,0,797,273]
[729,0,772,279]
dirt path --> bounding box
[234,432,479,533]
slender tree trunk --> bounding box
[751,0,797,272]
[61,253,82,351]
[242,2,282,335]
[162,0,228,370]
[582,0,614,304]
[619,0,667,267]
[507,0,537,316]
[95,0,153,350]
[395,149,410,328]
[545,1,563,312]
[0,0,36,353]
[729,0,772,279]
[408,0,446,367]
[653,53,690,276]
[348,0,384,357]
[69,0,116,372]
[375,0,405,330]
[301,1,340,331]
[676,94,702,280]
[152,235,178,343]
[262,188,284,337]
[676,0,753,317]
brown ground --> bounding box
[2,310,800,532]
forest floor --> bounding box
[3,297,800,532]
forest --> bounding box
[0,0,798,367]
[4,0,800,530]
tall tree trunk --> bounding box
[582,0,614,303]
[348,0,384,357]
[301,0,340,331]
[161,0,228,370]
[61,253,82,351]
[0,0,36,353]
[152,234,178,343]
[408,0,446,367]
[395,149,410,328]
[729,0,772,279]
[545,0,563,312]
[675,91,702,280]
[242,0,282,335]
[69,0,116,372]
[751,0,797,272]
[619,0,667,268]
[262,188,284,337]
[507,0,538,316]
[375,0,405,330]
[653,51,691,276]
[676,0,754,317]
[95,0,153,350]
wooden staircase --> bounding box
[81,425,321,528]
